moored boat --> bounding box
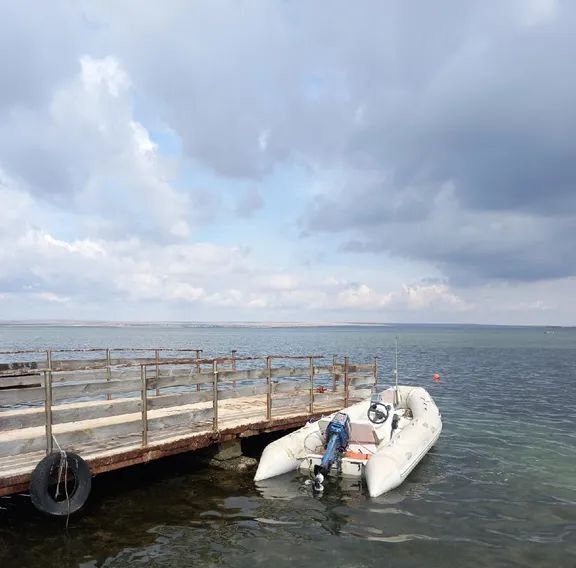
[254,385,442,497]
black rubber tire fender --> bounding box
[30,452,92,516]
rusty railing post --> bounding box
[141,364,148,447]
[344,356,349,408]
[44,369,53,455]
[266,356,272,421]
[372,356,378,390]
[212,359,219,432]
[309,356,314,415]
[155,349,160,396]
[231,349,237,390]
[195,350,201,392]
[106,348,112,401]
[332,354,337,392]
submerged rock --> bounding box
[205,455,258,472]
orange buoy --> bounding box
[433,373,441,383]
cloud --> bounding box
[235,188,264,219]
[0,55,192,241]
[1,1,575,323]
[297,2,576,283]
[0,189,425,318]
[35,292,71,304]
[519,0,558,27]
[337,284,392,309]
[401,283,471,312]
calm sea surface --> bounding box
[0,324,575,567]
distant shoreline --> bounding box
[0,321,569,329]
[0,320,388,329]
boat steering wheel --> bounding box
[367,402,390,424]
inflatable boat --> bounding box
[254,385,442,497]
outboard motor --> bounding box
[313,412,351,491]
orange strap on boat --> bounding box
[343,450,370,461]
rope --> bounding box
[52,435,71,528]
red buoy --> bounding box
[433,373,441,383]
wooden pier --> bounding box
[0,349,377,500]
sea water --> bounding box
[0,324,574,567]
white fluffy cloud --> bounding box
[402,283,470,312]
[1,56,192,241]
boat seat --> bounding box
[349,420,379,444]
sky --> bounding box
[0,0,574,325]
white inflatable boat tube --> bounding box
[254,386,442,498]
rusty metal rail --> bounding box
[0,349,378,498]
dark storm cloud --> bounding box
[299,2,576,283]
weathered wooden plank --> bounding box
[50,367,142,384]
[58,419,143,450]
[217,369,269,382]
[270,367,310,379]
[0,418,144,459]
[147,391,213,410]
[272,394,311,409]
[52,399,142,426]
[0,409,44,430]
[148,372,214,390]
[49,357,163,372]
[0,362,40,375]
[147,408,214,432]
[313,366,333,375]
[0,434,46,458]
[51,369,109,384]
[347,371,374,379]
[0,386,45,405]
[314,401,344,410]
[109,357,156,367]
[0,399,143,430]
[348,376,375,389]
[218,384,268,400]
[0,375,43,388]
[313,390,345,400]
[273,382,310,395]
[52,379,141,401]
[347,388,372,400]
[347,364,374,373]
[51,359,108,371]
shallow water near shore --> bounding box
[0,324,575,567]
